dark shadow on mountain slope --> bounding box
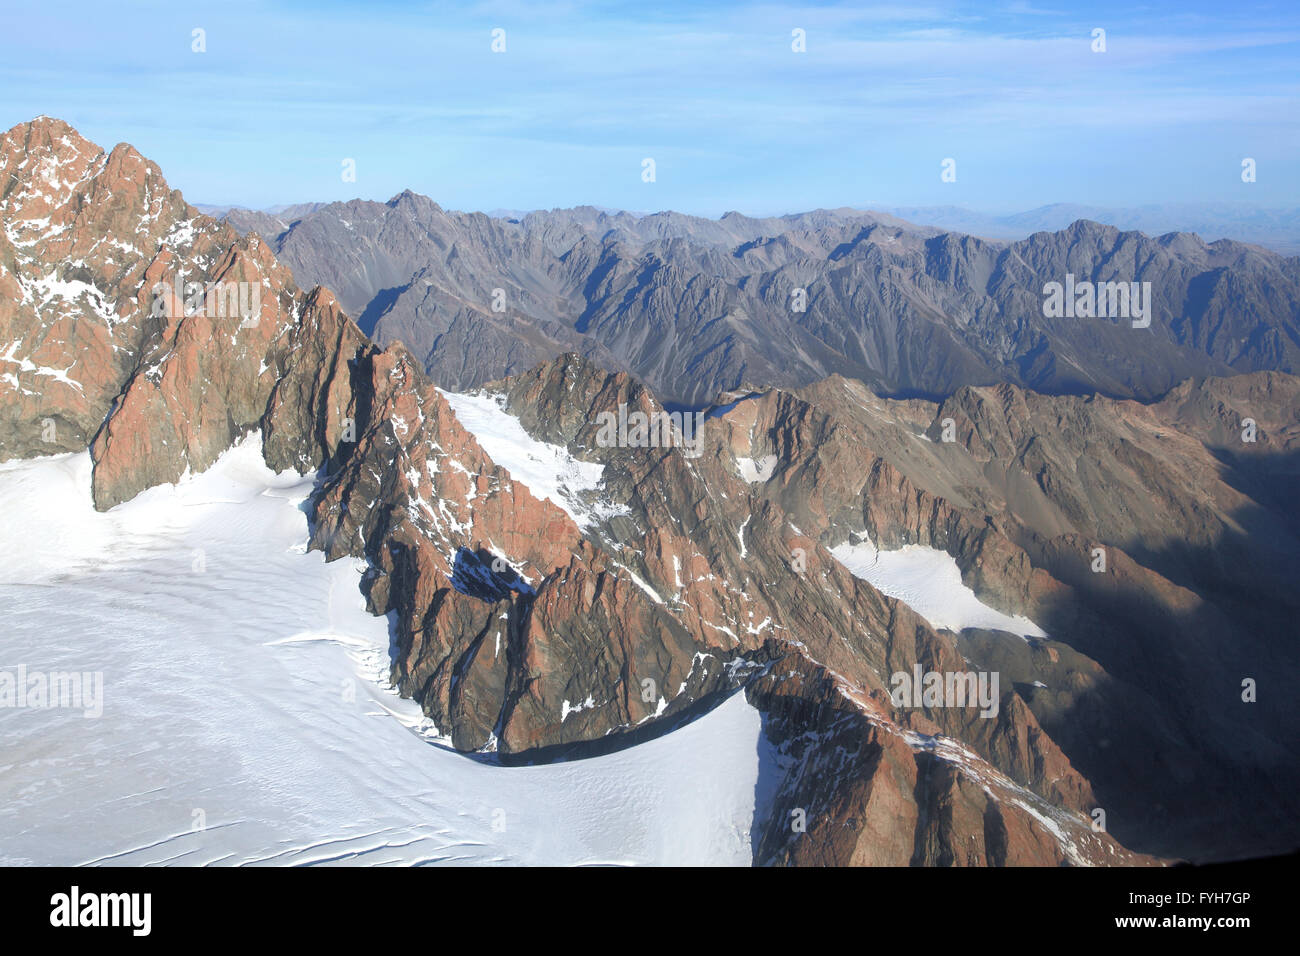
[357,282,411,337]
[494,684,747,767]
[449,546,535,602]
[1086,447,1300,616]
[991,487,1300,861]
[748,709,789,865]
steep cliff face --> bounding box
[0,117,365,507]
[8,117,1297,867]
[1,116,180,460]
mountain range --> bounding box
[3,116,1299,866]
[877,203,1300,257]
[212,193,1300,408]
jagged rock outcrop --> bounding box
[747,648,1151,866]
[0,116,365,505]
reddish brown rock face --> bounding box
[5,116,1297,867]
[1,117,174,458]
[0,116,366,501]
[745,650,1150,867]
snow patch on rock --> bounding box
[438,389,627,531]
[829,535,1046,639]
[736,454,777,483]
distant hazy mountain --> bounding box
[879,203,1300,256]
[219,194,1300,406]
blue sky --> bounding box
[2,0,1297,215]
